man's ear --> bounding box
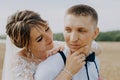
[93,28,99,39]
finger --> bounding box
[60,46,64,51]
[81,61,86,66]
[84,45,90,49]
[80,56,86,62]
[75,55,85,63]
[52,49,57,54]
[51,50,58,55]
[47,52,53,57]
[67,50,72,58]
[77,54,85,60]
[72,48,84,56]
[83,45,89,51]
[72,44,90,56]
[50,48,59,54]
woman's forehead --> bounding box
[30,24,49,39]
[29,27,42,41]
[33,23,47,31]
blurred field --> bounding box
[0,42,5,80]
[98,42,120,80]
[0,42,120,80]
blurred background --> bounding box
[0,0,120,80]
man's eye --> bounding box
[65,28,71,32]
[45,27,49,32]
[37,36,43,42]
[78,29,86,32]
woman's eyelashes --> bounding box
[37,36,43,42]
[36,27,50,42]
[45,27,49,32]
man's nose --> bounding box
[70,32,79,42]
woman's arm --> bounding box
[47,41,65,57]
[11,55,34,80]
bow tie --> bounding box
[85,52,95,62]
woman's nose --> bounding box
[44,33,52,41]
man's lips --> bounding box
[70,44,80,48]
[70,44,79,46]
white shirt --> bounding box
[35,47,99,80]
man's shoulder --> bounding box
[37,48,68,68]
[35,49,66,80]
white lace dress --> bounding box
[11,55,38,80]
[3,41,64,80]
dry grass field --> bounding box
[0,42,120,80]
[98,42,120,80]
[0,42,5,80]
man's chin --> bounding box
[70,49,78,53]
[70,48,89,56]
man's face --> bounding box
[64,14,99,56]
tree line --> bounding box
[0,30,120,41]
[53,30,120,41]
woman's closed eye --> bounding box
[37,36,43,42]
[45,27,50,32]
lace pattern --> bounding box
[12,55,37,80]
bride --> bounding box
[2,10,101,80]
[2,10,65,80]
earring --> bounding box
[28,49,35,59]
[27,48,42,63]
[27,49,32,57]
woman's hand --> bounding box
[47,41,65,57]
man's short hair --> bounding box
[66,4,98,24]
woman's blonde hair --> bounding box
[6,10,47,48]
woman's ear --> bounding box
[93,27,99,39]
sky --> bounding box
[0,0,120,35]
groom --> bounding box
[35,4,100,80]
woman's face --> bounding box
[29,25,53,55]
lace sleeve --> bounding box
[12,55,37,80]
[91,40,99,50]
[91,40,102,55]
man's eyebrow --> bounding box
[65,26,72,28]
[78,27,87,29]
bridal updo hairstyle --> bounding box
[6,10,47,48]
